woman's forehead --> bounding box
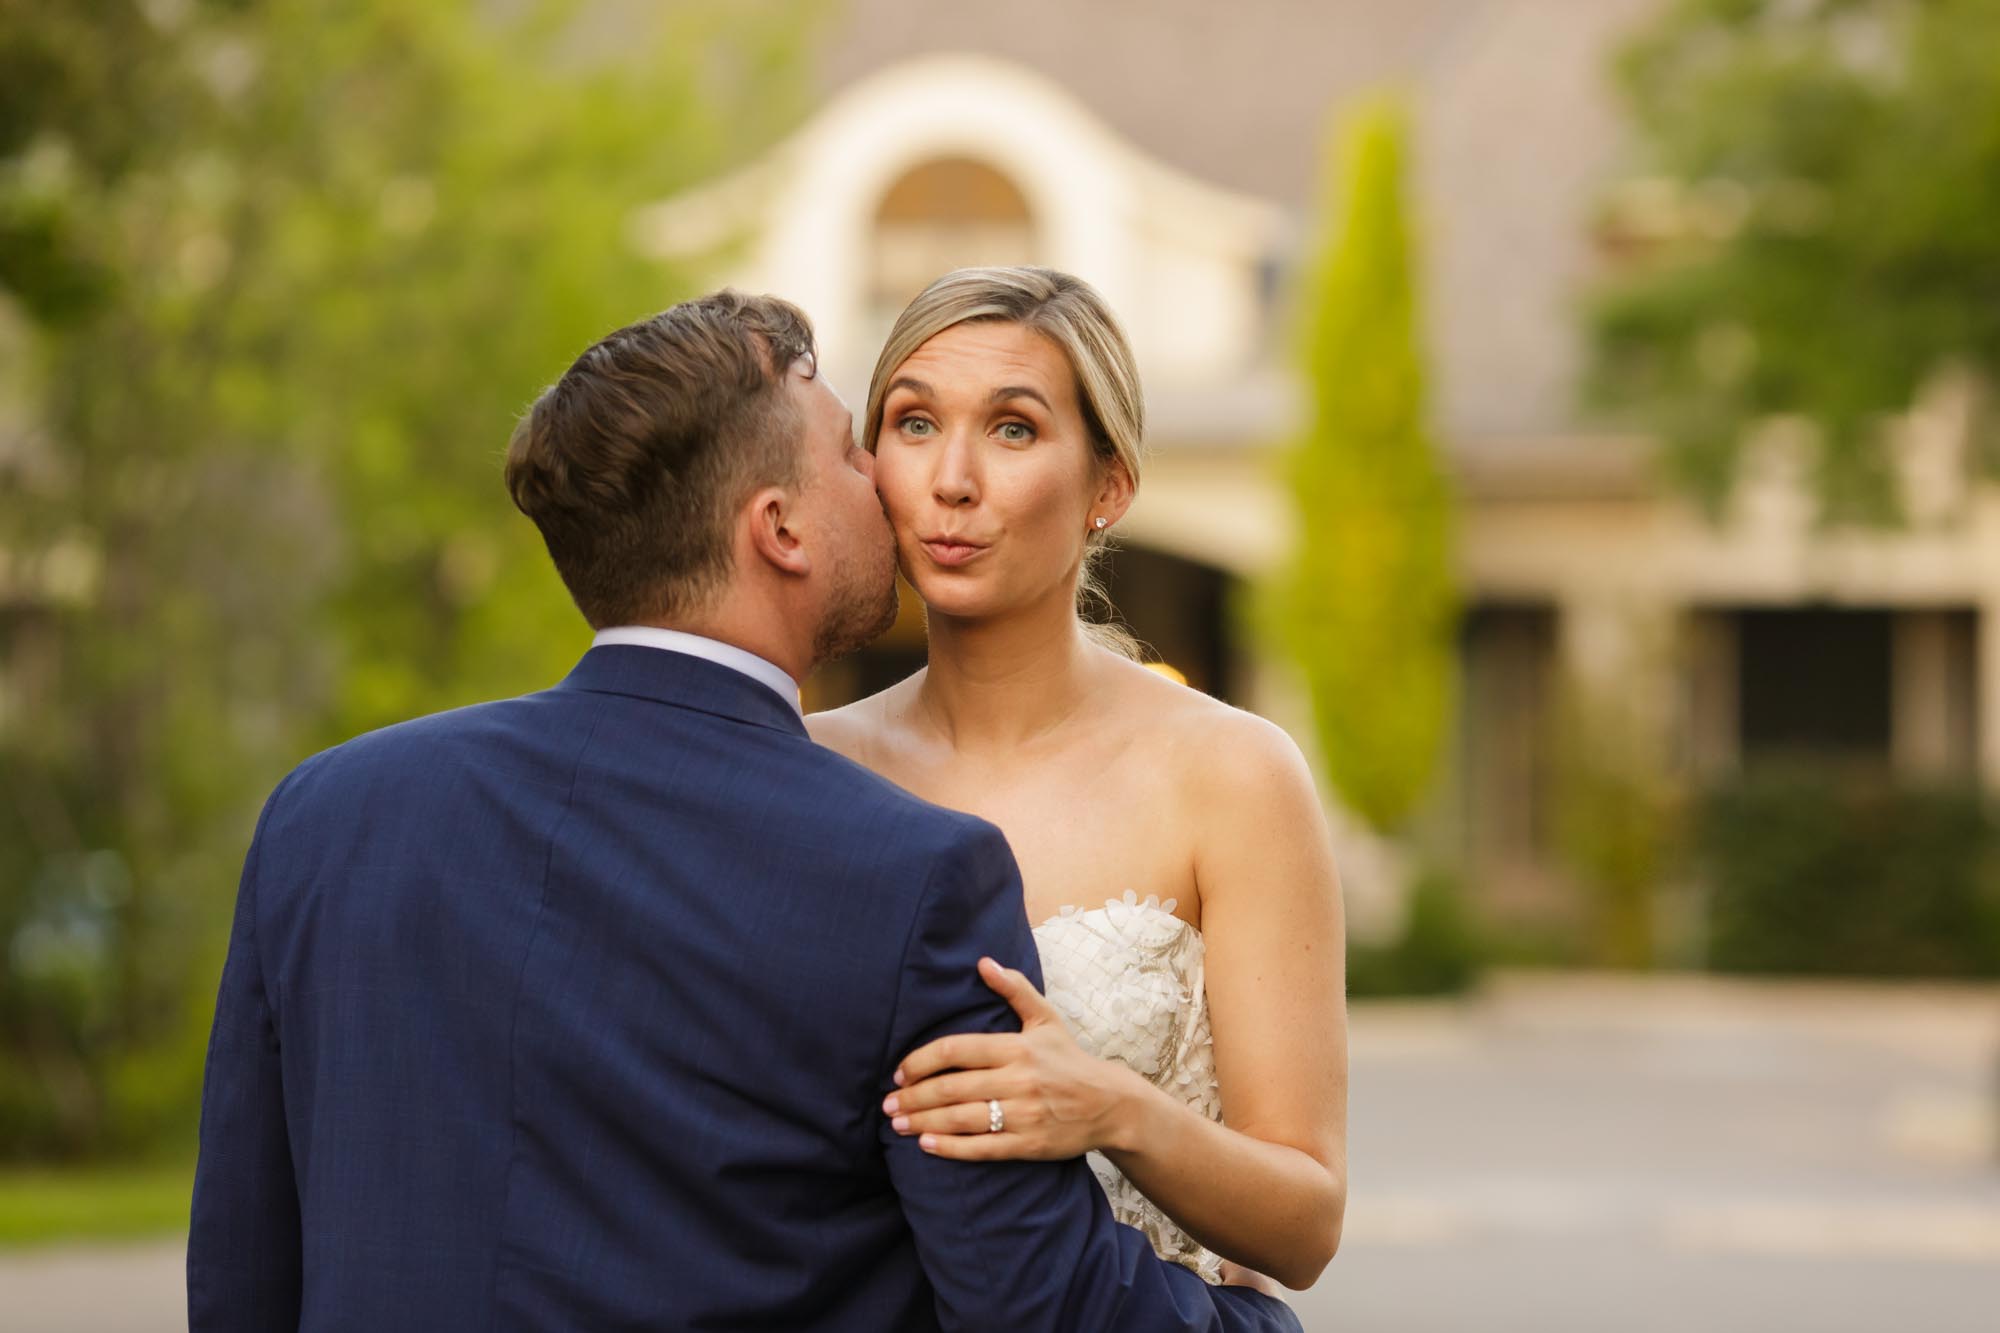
[894,322,1073,400]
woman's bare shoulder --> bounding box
[1100,656,1303,770]
[1102,664,1317,823]
[1100,662,1332,917]
[803,698,867,755]
[806,672,921,765]
[1185,699,1310,781]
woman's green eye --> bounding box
[901,417,935,437]
[998,422,1033,443]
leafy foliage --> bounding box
[1588,0,2000,520]
[1345,866,1482,997]
[0,0,812,1159]
[1271,98,1457,834]
[1696,768,2000,976]
[1551,691,1682,969]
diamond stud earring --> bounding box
[1094,517,1108,530]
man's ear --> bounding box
[744,485,811,578]
[1094,457,1137,527]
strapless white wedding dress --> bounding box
[1032,891,1224,1284]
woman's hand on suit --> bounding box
[882,957,1151,1161]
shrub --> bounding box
[1348,866,1483,997]
[1695,768,2000,977]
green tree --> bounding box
[1272,98,1457,835]
[1589,0,2000,521]
[0,0,217,324]
[0,0,810,1159]
[1551,692,1679,968]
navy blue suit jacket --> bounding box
[189,645,1302,1331]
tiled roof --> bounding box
[816,0,1493,209]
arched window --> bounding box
[865,157,1038,344]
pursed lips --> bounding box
[919,535,990,568]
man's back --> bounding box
[196,644,984,1327]
[192,645,1299,1331]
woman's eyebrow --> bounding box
[885,376,933,399]
[989,386,1052,412]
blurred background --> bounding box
[4,0,1999,1327]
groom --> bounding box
[188,291,1300,1331]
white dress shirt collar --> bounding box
[590,626,802,717]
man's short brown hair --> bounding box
[505,291,817,627]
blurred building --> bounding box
[633,0,2000,939]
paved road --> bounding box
[1290,974,2000,1331]
[7,973,1999,1331]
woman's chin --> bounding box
[904,574,999,622]
[912,589,987,621]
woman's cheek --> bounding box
[872,460,917,531]
[1010,469,1079,545]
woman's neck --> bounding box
[914,590,1101,755]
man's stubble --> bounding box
[811,508,901,669]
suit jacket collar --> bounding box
[557,644,809,739]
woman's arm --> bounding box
[885,713,1348,1290]
[1103,714,1347,1288]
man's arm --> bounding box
[881,816,1301,1333]
[188,782,303,1331]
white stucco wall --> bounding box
[632,55,1285,400]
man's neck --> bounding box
[607,616,804,699]
[647,605,808,687]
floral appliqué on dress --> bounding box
[1033,890,1224,1284]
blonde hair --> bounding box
[864,266,1145,657]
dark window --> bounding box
[1459,603,1557,874]
[865,158,1038,348]
[1095,544,1237,702]
[844,640,927,701]
[1737,609,1892,760]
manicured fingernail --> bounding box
[893,1069,905,1087]
[882,1095,900,1114]
[919,1134,937,1151]
[892,1116,910,1133]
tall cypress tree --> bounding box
[1274,98,1457,835]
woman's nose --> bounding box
[932,433,979,507]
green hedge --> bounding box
[1347,866,1483,997]
[1695,769,2000,977]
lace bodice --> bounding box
[1032,891,1224,1284]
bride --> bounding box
[809,267,1347,1293]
